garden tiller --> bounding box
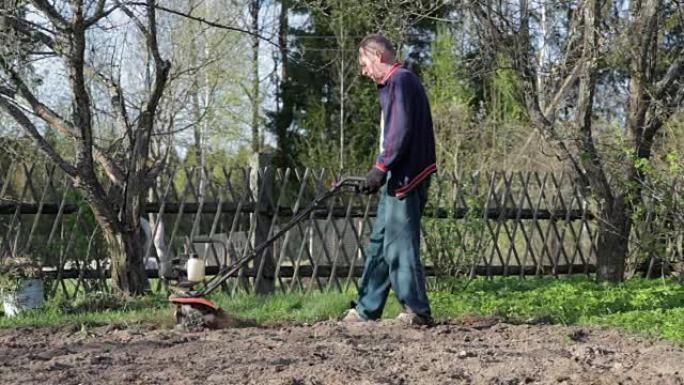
[168,176,365,328]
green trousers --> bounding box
[355,179,431,320]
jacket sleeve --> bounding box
[375,74,413,172]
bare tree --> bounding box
[0,0,171,294]
[469,0,683,281]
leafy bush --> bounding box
[0,255,42,293]
[57,292,129,314]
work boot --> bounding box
[395,310,433,326]
[340,308,366,323]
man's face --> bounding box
[358,47,384,84]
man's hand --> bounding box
[361,168,386,194]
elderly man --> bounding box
[343,34,437,325]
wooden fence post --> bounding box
[250,153,276,294]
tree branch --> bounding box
[0,96,78,176]
[0,55,80,138]
[144,0,164,71]
[30,0,70,30]
[120,0,171,225]
[90,68,132,135]
[9,14,133,144]
[655,47,683,99]
[84,1,121,28]
[543,60,582,118]
[5,9,127,186]
[575,0,612,202]
[117,1,149,36]
[67,22,97,179]
[493,0,588,187]
[132,0,170,127]
[126,1,278,47]
[626,0,660,143]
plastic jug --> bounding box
[186,254,205,282]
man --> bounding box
[342,34,437,325]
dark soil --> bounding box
[1,317,683,385]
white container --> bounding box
[186,256,205,282]
[2,279,44,317]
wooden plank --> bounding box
[45,262,661,279]
[252,160,277,294]
[275,169,304,292]
[0,202,600,221]
[23,165,55,252]
[222,167,251,293]
[3,167,30,256]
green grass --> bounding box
[0,292,174,329]
[1,276,683,342]
[212,291,357,324]
[428,276,684,342]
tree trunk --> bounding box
[250,0,261,152]
[595,196,631,282]
[274,0,292,167]
[103,224,149,295]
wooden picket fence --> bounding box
[0,160,682,297]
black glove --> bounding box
[361,167,386,194]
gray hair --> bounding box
[359,34,396,58]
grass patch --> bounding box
[212,291,355,324]
[0,292,173,329]
[211,290,405,324]
[588,307,684,341]
[429,276,684,341]
[1,276,683,342]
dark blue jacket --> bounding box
[375,64,437,198]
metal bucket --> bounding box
[2,279,44,317]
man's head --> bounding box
[358,34,396,84]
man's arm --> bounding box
[375,73,414,172]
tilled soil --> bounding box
[0,317,682,385]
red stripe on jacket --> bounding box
[395,163,437,198]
